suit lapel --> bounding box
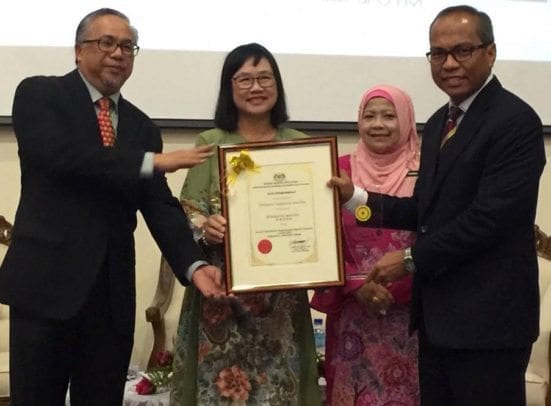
[434,78,501,186]
[419,78,502,219]
[423,104,448,182]
[417,104,447,219]
[432,109,484,189]
[63,71,141,148]
[63,70,103,146]
[116,97,142,147]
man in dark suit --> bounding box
[0,8,228,405]
[330,5,545,406]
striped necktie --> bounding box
[441,105,463,148]
[97,97,115,147]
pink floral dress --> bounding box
[311,156,419,406]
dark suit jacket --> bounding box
[0,70,205,333]
[368,77,545,349]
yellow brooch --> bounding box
[355,205,372,222]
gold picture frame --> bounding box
[218,136,345,293]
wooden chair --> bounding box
[0,216,12,404]
[144,257,183,369]
[0,216,11,246]
[536,224,551,260]
[527,224,551,406]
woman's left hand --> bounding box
[354,281,394,315]
[202,214,226,245]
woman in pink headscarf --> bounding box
[311,85,420,405]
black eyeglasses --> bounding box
[232,74,275,89]
[426,43,491,65]
[80,36,139,57]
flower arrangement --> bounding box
[135,350,174,395]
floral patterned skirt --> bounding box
[171,286,321,405]
[324,302,419,406]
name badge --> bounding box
[355,205,372,222]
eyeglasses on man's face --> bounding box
[232,74,276,90]
[426,42,491,65]
[80,36,140,57]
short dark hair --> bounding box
[430,5,494,44]
[214,43,289,132]
[75,8,138,44]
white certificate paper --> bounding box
[248,162,317,266]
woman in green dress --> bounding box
[170,43,321,405]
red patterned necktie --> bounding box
[97,97,115,147]
[440,105,463,148]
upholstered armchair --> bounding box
[0,215,13,404]
[526,225,551,406]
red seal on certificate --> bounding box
[257,239,272,254]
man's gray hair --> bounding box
[75,8,138,44]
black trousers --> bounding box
[9,268,133,406]
[418,331,531,406]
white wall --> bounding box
[0,127,550,369]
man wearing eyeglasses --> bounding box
[330,5,545,405]
[0,8,229,405]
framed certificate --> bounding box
[218,136,345,293]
